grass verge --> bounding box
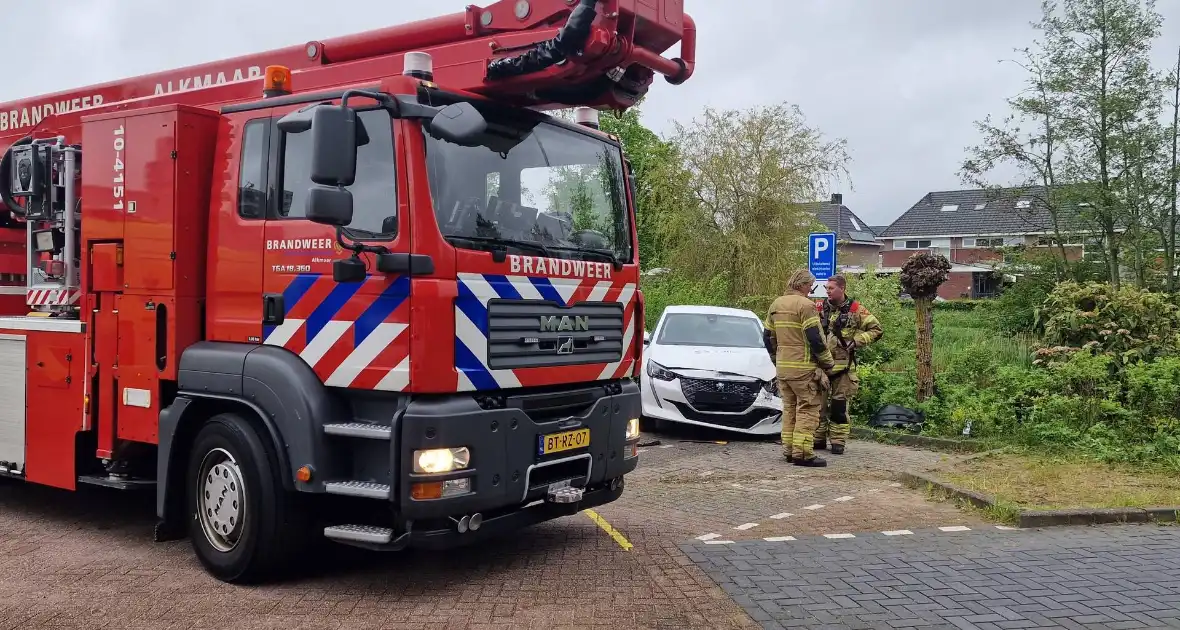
[939,450,1180,511]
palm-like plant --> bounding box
[900,252,951,401]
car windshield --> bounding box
[423,108,632,262]
[656,313,765,348]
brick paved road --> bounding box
[685,523,1180,629]
[0,430,999,629]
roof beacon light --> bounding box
[262,65,292,98]
[403,51,434,82]
[574,107,600,130]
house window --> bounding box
[902,239,932,249]
[973,203,987,210]
[1015,199,1032,209]
[941,204,959,212]
[972,237,1006,248]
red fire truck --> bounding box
[0,0,695,583]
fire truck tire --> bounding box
[185,412,309,584]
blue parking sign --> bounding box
[808,232,837,281]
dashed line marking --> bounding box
[803,504,824,510]
[703,539,734,545]
[769,512,793,520]
[658,444,676,449]
[764,536,796,542]
[696,533,720,541]
[583,509,633,551]
[888,482,902,487]
[734,523,759,531]
[867,488,882,493]
[882,530,913,536]
[939,525,971,532]
[995,525,1020,531]
[823,533,855,539]
[834,496,854,502]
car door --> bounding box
[259,105,412,391]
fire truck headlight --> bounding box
[625,418,640,441]
[413,447,470,474]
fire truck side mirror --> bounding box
[304,185,354,227]
[426,102,487,147]
[278,104,364,187]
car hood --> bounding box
[649,344,775,381]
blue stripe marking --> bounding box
[482,274,522,301]
[454,340,498,391]
[305,280,364,342]
[353,275,410,347]
[455,278,489,334]
[263,324,275,340]
[528,276,565,305]
[282,274,320,315]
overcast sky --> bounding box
[5,0,1180,226]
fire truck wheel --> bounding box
[186,412,306,583]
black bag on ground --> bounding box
[868,404,924,433]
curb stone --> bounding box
[897,470,1180,528]
[851,426,991,453]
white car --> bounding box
[640,305,783,435]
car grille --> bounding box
[485,300,625,369]
[680,377,760,412]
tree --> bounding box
[658,103,850,300]
[963,0,1169,290]
[900,252,951,402]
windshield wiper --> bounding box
[447,235,553,258]
[547,246,624,268]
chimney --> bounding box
[830,193,843,205]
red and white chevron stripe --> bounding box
[27,288,80,306]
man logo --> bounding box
[539,315,589,333]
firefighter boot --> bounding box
[829,399,849,455]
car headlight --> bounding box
[625,418,640,440]
[647,361,676,381]
[413,447,471,474]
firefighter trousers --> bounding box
[817,370,860,447]
[778,374,824,460]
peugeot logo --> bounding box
[716,382,724,390]
[540,315,589,333]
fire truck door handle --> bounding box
[375,252,435,276]
[262,293,284,325]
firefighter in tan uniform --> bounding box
[762,270,836,467]
[814,274,883,455]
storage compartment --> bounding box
[0,333,26,472]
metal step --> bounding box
[324,480,391,500]
[324,524,394,545]
[323,422,392,439]
[77,474,156,491]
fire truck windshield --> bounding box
[423,113,633,263]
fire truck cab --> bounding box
[0,0,695,583]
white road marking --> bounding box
[889,482,902,487]
[995,525,1020,531]
[734,523,759,531]
[882,530,913,536]
[939,526,971,532]
[824,533,856,539]
[834,496,854,502]
[659,444,676,449]
[700,471,714,477]
[703,539,734,545]
[803,504,824,510]
[764,536,796,542]
[867,489,882,493]
[769,512,793,520]
[696,533,720,541]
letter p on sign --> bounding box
[808,232,837,281]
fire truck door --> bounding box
[260,108,411,391]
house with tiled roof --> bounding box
[798,194,882,271]
[876,186,1093,299]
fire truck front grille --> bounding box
[485,300,625,370]
[680,378,760,412]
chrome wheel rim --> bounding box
[196,447,246,553]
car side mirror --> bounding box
[643,331,651,345]
[304,185,353,227]
[426,102,487,146]
[277,104,370,187]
